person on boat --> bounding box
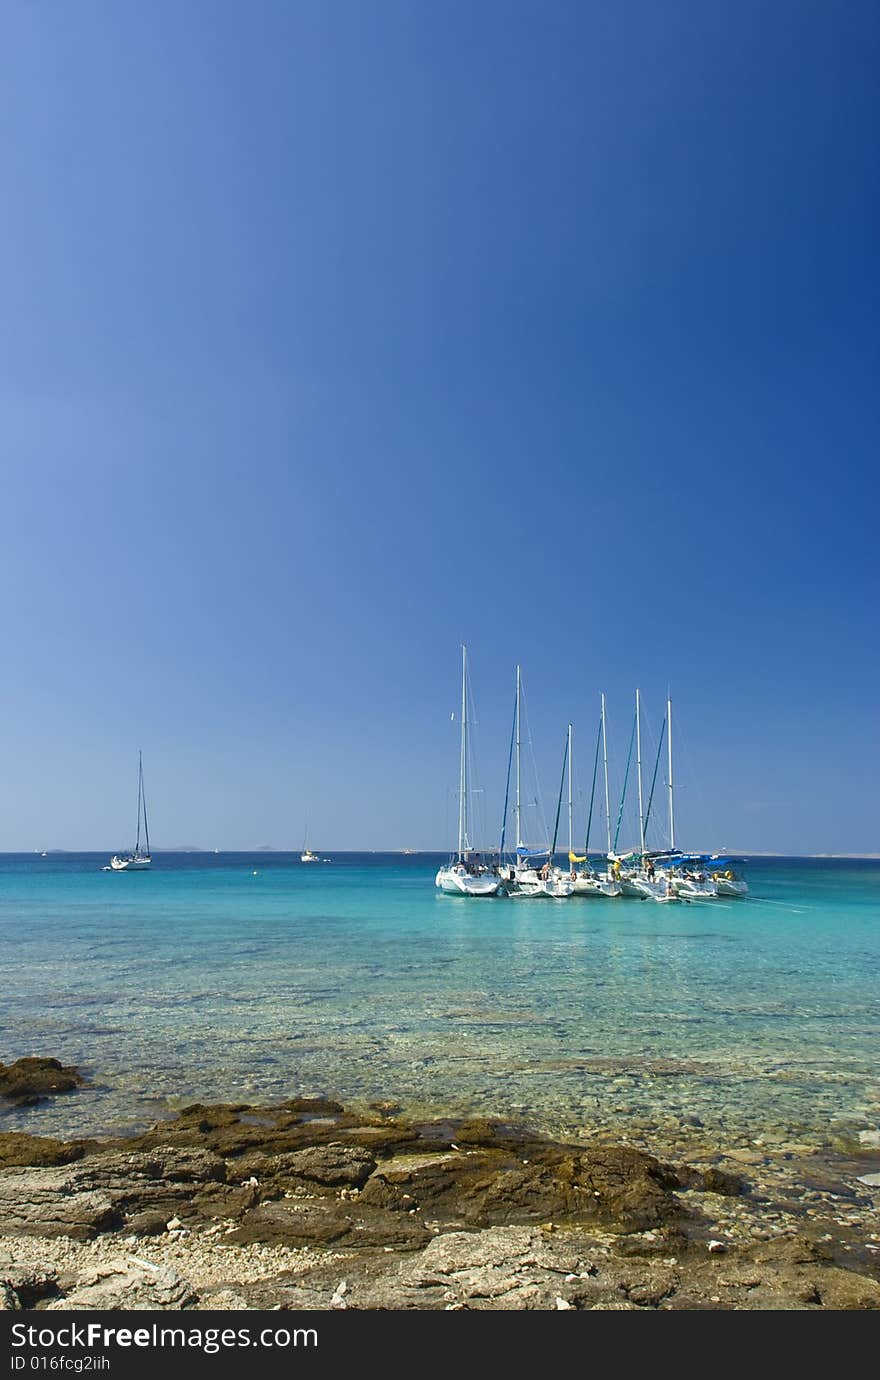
[645,857,655,880]
[540,861,550,880]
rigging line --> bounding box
[521,678,549,847]
[135,752,143,855]
[643,719,666,846]
[465,661,481,851]
[141,758,150,856]
[613,712,637,853]
[550,727,569,859]
[583,713,602,857]
[498,686,517,858]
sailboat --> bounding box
[300,830,319,863]
[616,690,678,901]
[109,751,152,871]
[709,859,749,897]
[568,709,621,897]
[496,666,572,898]
[435,646,500,896]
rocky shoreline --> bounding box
[1,1059,879,1310]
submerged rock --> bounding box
[0,1059,84,1107]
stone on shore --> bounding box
[0,1089,878,1311]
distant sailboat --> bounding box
[300,829,319,863]
[109,752,152,871]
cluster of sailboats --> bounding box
[435,648,748,903]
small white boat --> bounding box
[436,858,500,896]
[109,752,152,872]
[300,849,320,863]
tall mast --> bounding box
[135,751,142,855]
[567,722,573,857]
[667,691,675,850]
[514,665,522,850]
[636,688,645,856]
[458,645,468,858]
[601,693,611,855]
[141,751,150,857]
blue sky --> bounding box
[1,1,877,853]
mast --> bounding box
[584,713,601,858]
[636,689,645,856]
[135,751,143,855]
[140,751,150,857]
[567,722,573,857]
[498,689,516,859]
[458,645,468,858]
[551,727,568,861]
[667,691,675,850]
[601,693,611,855]
[514,665,522,851]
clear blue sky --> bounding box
[1,1,877,853]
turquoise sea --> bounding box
[2,853,878,1147]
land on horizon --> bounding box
[6,848,880,860]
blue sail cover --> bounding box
[516,846,551,858]
[655,853,707,867]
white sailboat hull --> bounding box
[505,867,573,898]
[572,875,622,897]
[619,877,646,897]
[629,875,678,902]
[435,866,499,896]
[109,855,151,871]
[672,878,717,900]
[713,876,748,897]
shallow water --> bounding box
[2,853,878,1144]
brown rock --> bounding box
[267,1143,377,1189]
[229,1199,430,1251]
[0,1058,84,1107]
[810,1268,880,1310]
[0,1133,86,1170]
[0,1147,226,1240]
